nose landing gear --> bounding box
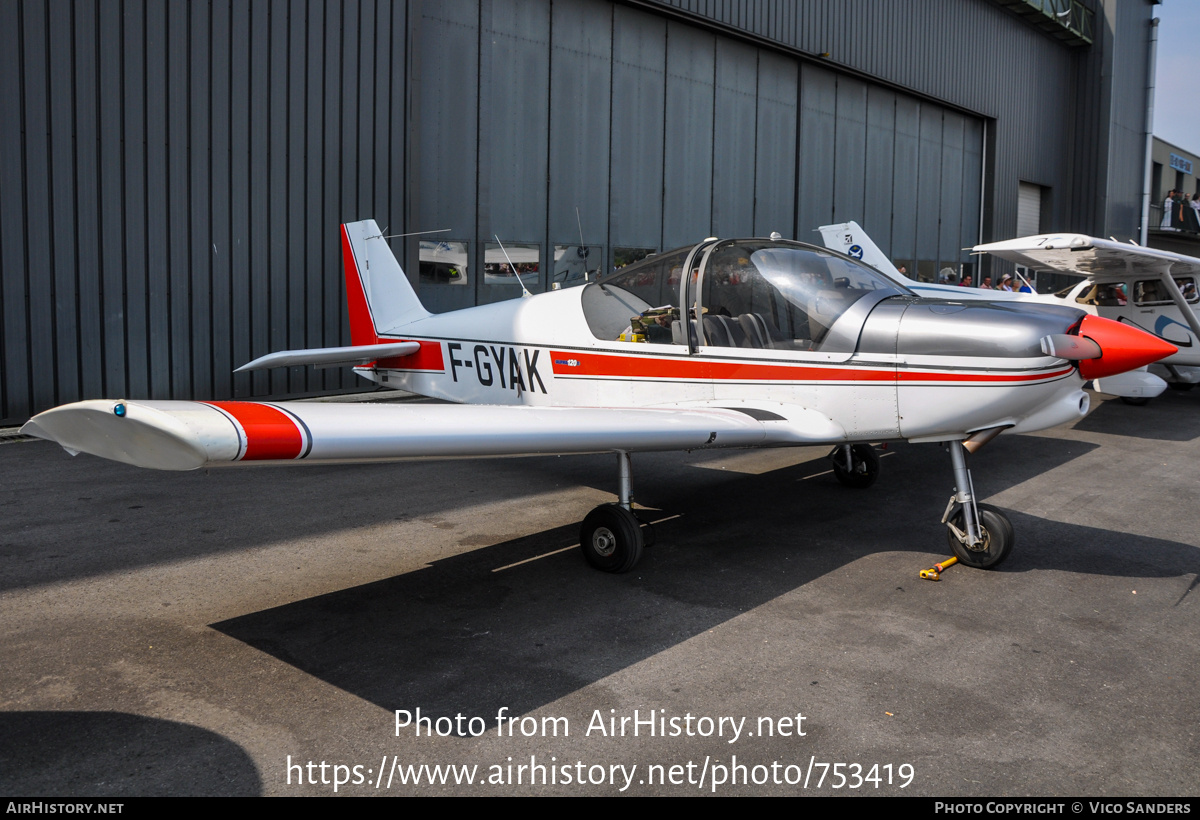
[941,438,1014,569]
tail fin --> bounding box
[816,221,907,281]
[342,219,430,345]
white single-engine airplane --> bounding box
[23,220,1177,572]
[820,222,1200,402]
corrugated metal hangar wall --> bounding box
[0,0,1154,425]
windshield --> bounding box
[581,239,909,351]
[697,241,910,349]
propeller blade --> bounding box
[1040,334,1101,360]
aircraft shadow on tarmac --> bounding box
[1074,390,1200,441]
[212,433,1199,727]
[0,711,261,796]
[0,429,1095,591]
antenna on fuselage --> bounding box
[495,235,534,299]
[365,227,451,241]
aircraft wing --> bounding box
[21,399,846,471]
[974,234,1200,343]
[973,234,1200,280]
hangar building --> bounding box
[0,0,1157,425]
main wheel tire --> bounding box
[1120,396,1151,406]
[831,444,880,489]
[945,503,1014,570]
[1167,381,1195,392]
[580,504,645,573]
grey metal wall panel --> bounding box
[662,22,715,248]
[145,0,171,399]
[168,0,192,399]
[938,112,966,268]
[24,1,57,413]
[548,0,612,247]
[72,1,103,404]
[327,0,353,391]
[0,0,28,420]
[648,0,1150,244]
[483,0,550,242]
[609,6,666,249]
[916,105,942,266]
[48,0,80,405]
[416,3,478,241]
[890,95,920,262]
[832,76,867,226]
[189,0,213,400]
[711,39,758,238]
[863,86,896,251]
[97,0,126,402]
[284,3,307,396]
[753,51,796,238]
[209,0,233,400]
[796,63,836,241]
[229,0,252,397]
[302,0,326,357]
[960,118,984,255]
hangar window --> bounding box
[420,240,469,286]
[483,242,540,296]
[552,245,602,288]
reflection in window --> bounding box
[613,247,656,272]
[484,243,540,293]
[1134,277,1198,305]
[552,245,602,288]
[700,242,907,350]
[1075,283,1127,306]
[419,240,469,286]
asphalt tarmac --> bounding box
[1,389,1197,796]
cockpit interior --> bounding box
[581,238,910,351]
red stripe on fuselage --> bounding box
[204,402,304,461]
[548,349,1073,384]
[375,339,445,371]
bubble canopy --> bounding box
[582,238,911,353]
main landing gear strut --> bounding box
[940,430,1013,569]
[579,451,653,573]
[829,443,881,489]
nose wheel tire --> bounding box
[945,503,1014,569]
[1120,396,1151,406]
[831,444,880,489]
[580,504,645,573]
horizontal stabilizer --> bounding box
[234,341,421,372]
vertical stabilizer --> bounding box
[341,220,430,345]
[817,222,906,281]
